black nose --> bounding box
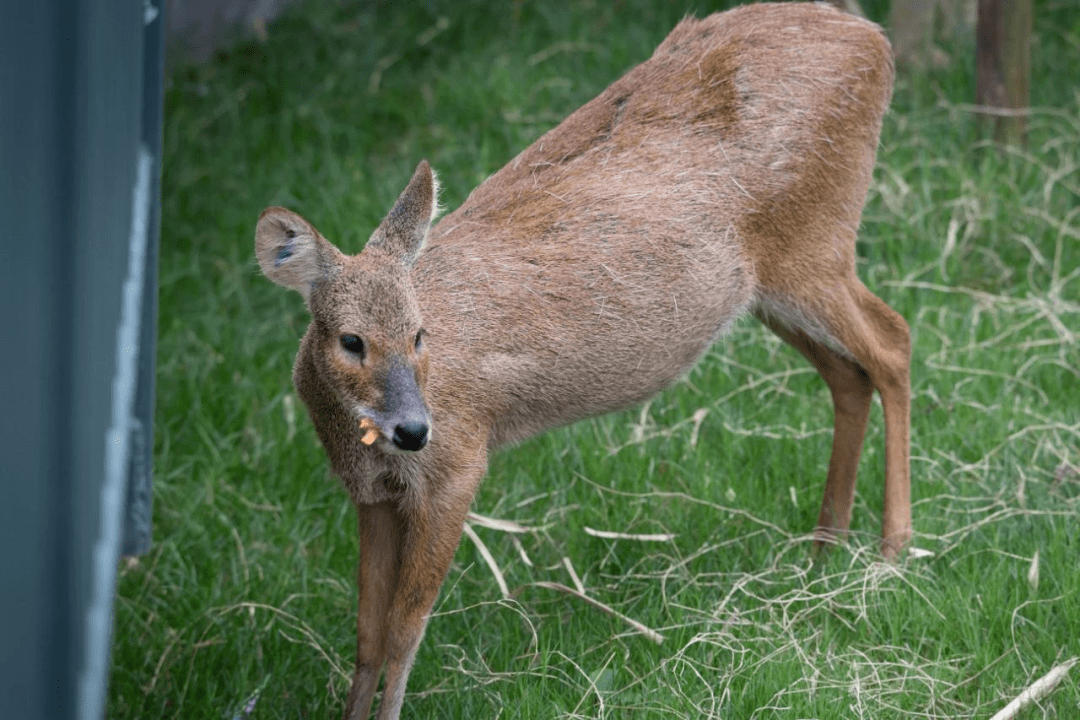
[392,421,429,451]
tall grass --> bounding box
[111,1,1079,717]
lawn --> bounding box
[111,0,1079,717]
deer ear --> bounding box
[365,160,440,266]
[255,207,343,303]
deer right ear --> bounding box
[255,207,343,303]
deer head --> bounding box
[255,161,439,452]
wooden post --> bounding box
[976,0,1032,146]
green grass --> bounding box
[112,0,1079,717]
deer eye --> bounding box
[340,334,365,358]
[414,329,425,351]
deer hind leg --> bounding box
[346,501,402,720]
[755,279,911,558]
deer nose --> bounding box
[392,421,429,452]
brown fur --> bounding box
[255,5,911,719]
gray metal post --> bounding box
[0,0,162,717]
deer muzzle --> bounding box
[382,361,431,452]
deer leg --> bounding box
[374,460,485,720]
[345,501,402,720]
[756,281,911,558]
[847,286,912,558]
[759,317,875,548]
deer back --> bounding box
[413,2,894,448]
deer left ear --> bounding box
[365,160,440,266]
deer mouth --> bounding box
[356,413,431,453]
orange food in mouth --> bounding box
[359,417,379,445]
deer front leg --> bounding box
[373,484,477,720]
[346,501,402,720]
[346,494,472,720]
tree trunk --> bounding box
[976,0,1032,146]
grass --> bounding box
[112,0,1079,717]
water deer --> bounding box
[255,3,910,718]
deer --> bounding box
[254,3,910,718]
